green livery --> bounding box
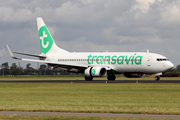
[91,69,96,75]
[38,26,54,54]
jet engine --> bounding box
[85,66,107,77]
[124,73,145,78]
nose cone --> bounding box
[166,61,174,71]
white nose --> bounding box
[166,61,174,70]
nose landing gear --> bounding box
[155,76,160,81]
[107,74,116,80]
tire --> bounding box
[155,76,160,81]
[107,75,116,80]
[85,76,93,81]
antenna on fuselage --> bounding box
[147,49,149,53]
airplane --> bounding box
[6,17,174,81]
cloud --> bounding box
[134,0,156,13]
[0,0,180,67]
[0,49,8,57]
[158,2,180,28]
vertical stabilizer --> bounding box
[37,17,69,54]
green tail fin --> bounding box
[37,17,68,54]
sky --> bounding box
[0,0,180,69]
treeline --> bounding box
[0,62,74,75]
[164,65,180,77]
[0,62,180,76]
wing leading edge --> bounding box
[6,45,88,70]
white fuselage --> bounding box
[46,52,174,74]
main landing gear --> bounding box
[85,75,116,81]
[107,74,116,80]
[155,76,160,81]
[85,76,93,81]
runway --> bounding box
[0,80,180,83]
[0,111,180,119]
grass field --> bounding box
[0,115,177,120]
[0,115,178,120]
[0,75,180,80]
[0,83,180,115]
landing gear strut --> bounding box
[107,75,116,80]
[85,76,93,81]
[155,76,160,81]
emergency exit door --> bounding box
[147,56,152,66]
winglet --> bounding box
[6,45,21,60]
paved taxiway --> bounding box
[0,80,180,83]
[0,111,180,119]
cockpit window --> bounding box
[157,58,169,61]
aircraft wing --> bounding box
[21,58,88,68]
[6,45,21,60]
[13,52,46,58]
[7,45,113,72]
[6,45,88,70]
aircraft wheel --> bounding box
[85,76,93,81]
[107,75,116,80]
[155,76,160,81]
